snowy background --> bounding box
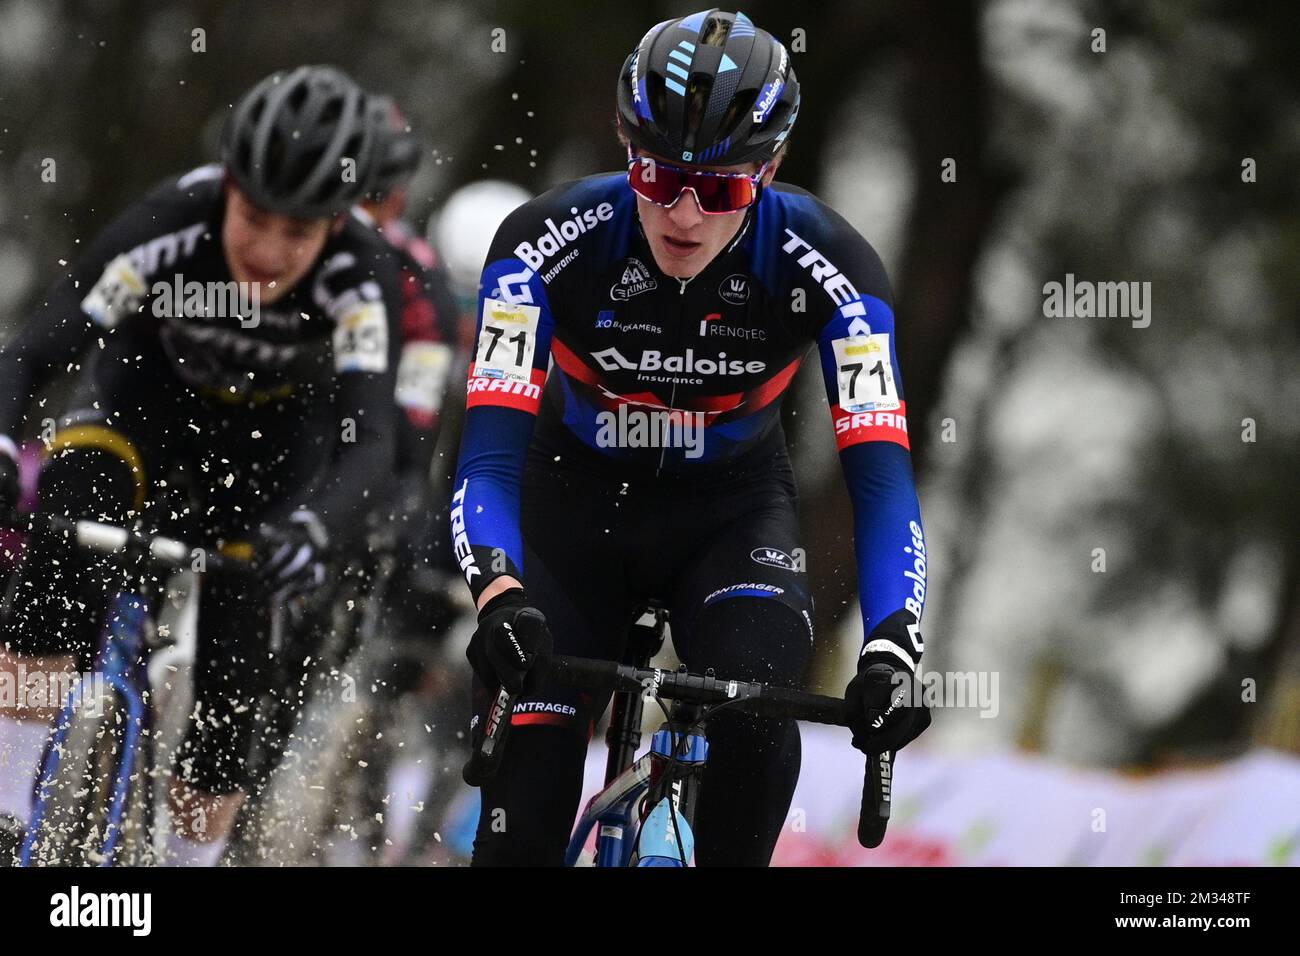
[1,0,1297,863]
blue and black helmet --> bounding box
[616,9,799,166]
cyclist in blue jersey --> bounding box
[452,9,932,866]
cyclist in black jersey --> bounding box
[357,95,460,615]
[453,10,932,865]
[219,96,469,855]
[0,66,404,864]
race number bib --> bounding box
[81,255,147,329]
[474,299,539,385]
[333,301,389,373]
[395,342,453,414]
[832,333,900,412]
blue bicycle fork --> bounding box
[21,592,152,866]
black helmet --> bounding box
[366,95,423,199]
[616,9,799,167]
[222,65,378,219]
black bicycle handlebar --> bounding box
[463,654,895,851]
[549,655,852,724]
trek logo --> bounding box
[902,520,927,653]
[610,257,658,300]
[49,886,151,936]
[514,203,615,270]
[450,479,480,583]
[718,274,750,305]
[750,547,798,571]
[591,346,764,377]
[781,229,868,318]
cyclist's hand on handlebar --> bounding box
[256,510,329,598]
[467,588,552,695]
[845,651,931,757]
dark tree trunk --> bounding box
[799,0,1015,646]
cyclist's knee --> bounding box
[682,596,812,686]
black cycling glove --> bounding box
[257,510,329,599]
[467,588,553,695]
[845,615,932,756]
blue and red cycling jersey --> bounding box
[451,172,927,668]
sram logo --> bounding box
[834,410,908,434]
[484,686,511,741]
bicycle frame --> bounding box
[565,722,710,867]
[467,606,888,865]
[563,605,712,867]
[17,515,248,867]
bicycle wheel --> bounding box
[22,684,153,866]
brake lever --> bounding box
[858,750,892,848]
[857,662,898,848]
[462,683,517,787]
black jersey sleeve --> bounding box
[0,169,217,438]
[289,223,404,546]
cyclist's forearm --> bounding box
[841,441,928,669]
[477,575,523,611]
[294,372,399,547]
[450,405,534,603]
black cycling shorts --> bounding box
[470,446,815,865]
